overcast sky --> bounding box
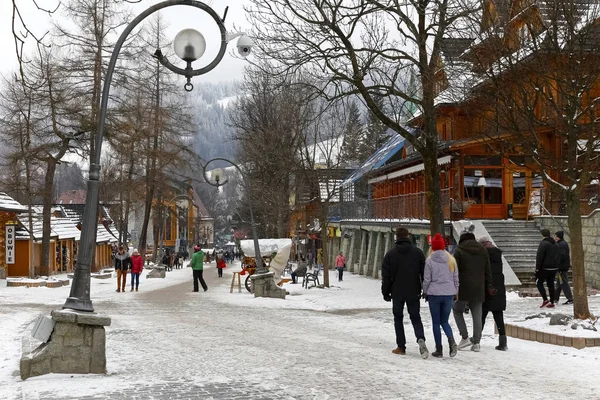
[0,0,251,83]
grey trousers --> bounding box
[453,300,483,344]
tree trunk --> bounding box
[422,149,444,235]
[40,161,58,276]
[565,190,591,319]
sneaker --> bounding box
[116,289,120,293]
[457,337,472,350]
[471,343,481,352]
[546,303,555,308]
[392,347,406,355]
[204,288,208,292]
[540,300,550,308]
[563,300,573,305]
[130,288,134,292]
[418,339,429,359]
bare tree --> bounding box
[246,0,479,234]
[464,1,600,318]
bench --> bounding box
[303,267,321,288]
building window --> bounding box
[319,179,343,202]
[342,184,355,202]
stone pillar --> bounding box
[373,232,384,279]
[365,231,377,276]
[346,232,357,273]
[20,309,111,380]
[357,231,367,275]
[251,272,286,299]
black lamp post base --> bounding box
[63,297,95,313]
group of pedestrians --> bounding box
[535,229,573,307]
[381,227,506,359]
[114,245,144,292]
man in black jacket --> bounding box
[381,226,428,359]
[554,231,573,305]
[536,229,559,308]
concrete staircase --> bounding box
[482,220,542,287]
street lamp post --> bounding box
[63,0,251,312]
[202,158,268,274]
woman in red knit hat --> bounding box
[422,233,459,358]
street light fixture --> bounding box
[63,0,250,312]
[202,158,268,274]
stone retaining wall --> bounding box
[505,323,600,349]
[536,210,600,289]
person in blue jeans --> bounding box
[423,234,459,358]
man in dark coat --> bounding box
[381,226,428,359]
[536,228,559,307]
[479,236,507,351]
[452,232,493,352]
[554,231,573,305]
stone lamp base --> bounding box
[250,272,286,299]
[20,309,111,380]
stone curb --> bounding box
[51,310,112,327]
[505,323,600,349]
[7,280,69,288]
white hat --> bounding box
[133,248,139,254]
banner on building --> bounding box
[6,225,15,264]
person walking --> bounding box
[335,251,346,282]
[114,245,132,293]
[130,248,144,292]
[423,234,459,358]
[536,229,559,308]
[191,245,208,292]
[217,256,226,278]
[452,232,493,352]
[554,231,573,305]
[381,226,429,359]
[478,237,508,351]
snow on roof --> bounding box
[96,224,118,243]
[52,218,81,240]
[0,192,28,212]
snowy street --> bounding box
[2,262,600,400]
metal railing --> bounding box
[541,185,600,217]
[328,189,451,221]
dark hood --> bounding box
[395,238,414,253]
[458,239,487,255]
[543,237,556,245]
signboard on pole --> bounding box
[6,225,15,264]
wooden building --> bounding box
[342,1,600,221]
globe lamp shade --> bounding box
[174,29,206,62]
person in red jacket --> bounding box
[217,255,226,278]
[130,248,144,292]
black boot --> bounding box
[495,335,507,351]
[432,346,443,358]
[448,337,458,357]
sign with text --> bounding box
[6,225,15,264]
[528,189,542,217]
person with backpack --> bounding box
[536,229,559,308]
[452,232,494,352]
[381,226,429,359]
[554,231,573,305]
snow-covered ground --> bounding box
[1,262,599,399]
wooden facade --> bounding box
[367,2,600,221]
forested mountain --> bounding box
[189,81,240,161]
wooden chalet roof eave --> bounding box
[368,143,454,180]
